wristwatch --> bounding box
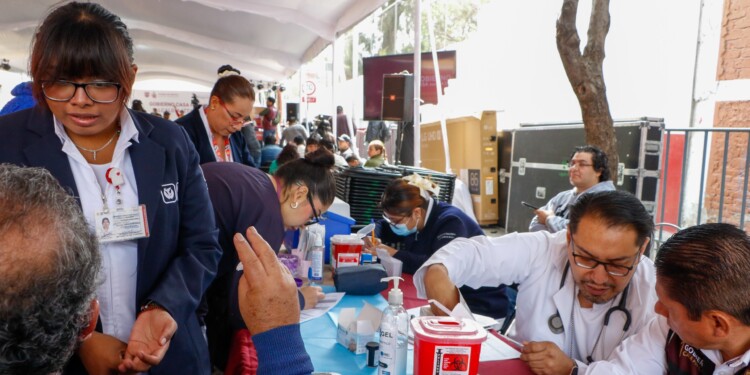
[569,363,579,375]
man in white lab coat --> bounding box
[415,190,658,375]
[584,223,750,375]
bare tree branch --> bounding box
[556,0,618,180]
[583,0,610,66]
[556,0,585,86]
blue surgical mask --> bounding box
[390,222,417,237]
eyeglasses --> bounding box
[569,237,640,277]
[220,101,245,125]
[381,213,410,226]
[568,160,593,169]
[304,192,321,226]
[41,80,121,104]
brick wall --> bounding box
[704,1,750,228]
[706,101,750,228]
[717,0,750,80]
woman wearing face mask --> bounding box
[363,174,510,319]
[200,149,334,372]
[0,3,221,374]
[176,69,257,167]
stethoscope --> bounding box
[547,262,632,363]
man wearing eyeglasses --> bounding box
[416,190,657,375]
[582,223,750,375]
[530,145,615,233]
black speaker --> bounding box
[286,102,299,121]
[381,74,413,121]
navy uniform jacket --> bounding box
[176,107,256,167]
[377,201,510,319]
[0,107,221,374]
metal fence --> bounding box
[653,127,750,254]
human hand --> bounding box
[520,341,576,375]
[236,226,300,335]
[535,209,554,225]
[423,264,460,316]
[78,332,127,375]
[299,285,325,310]
[363,237,397,257]
[362,236,381,255]
[118,307,177,373]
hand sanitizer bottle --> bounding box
[309,233,324,286]
[379,276,408,375]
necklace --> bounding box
[72,129,120,161]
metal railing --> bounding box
[654,128,750,252]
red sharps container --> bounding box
[330,234,363,271]
[410,316,487,375]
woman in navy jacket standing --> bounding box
[176,69,257,167]
[364,174,510,319]
[0,2,220,374]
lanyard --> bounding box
[102,167,125,211]
[211,135,233,162]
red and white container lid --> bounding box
[330,234,364,245]
[411,317,487,344]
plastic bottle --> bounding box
[378,276,408,375]
[309,233,324,285]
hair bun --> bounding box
[217,64,240,77]
[304,149,335,168]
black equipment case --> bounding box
[503,117,664,233]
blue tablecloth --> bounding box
[302,283,533,375]
[301,292,416,374]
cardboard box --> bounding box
[336,302,383,354]
[421,111,499,225]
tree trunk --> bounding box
[556,0,618,181]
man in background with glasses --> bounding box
[416,190,657,375]
[530,145,615,233]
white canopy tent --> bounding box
[0,0,388,86]
[0,0,448,170]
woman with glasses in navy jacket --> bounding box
[200,149,335,373]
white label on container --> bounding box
[485,178,494,195]
[337,252,360,268]
[433,346,472,375]
[311,250,323,279]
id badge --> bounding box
[95,205,150,243]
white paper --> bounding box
[376,248,403,277]
[479,332,522,362]
[426,293,475,321]
[300,292,345,323]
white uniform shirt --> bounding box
[413,230,658,371]
[198,105,234,162]
[585,316,750,374]
[54,110,140,343]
